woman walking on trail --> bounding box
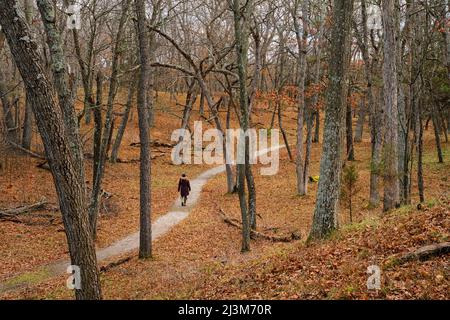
[178,174,191,206]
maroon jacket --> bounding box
[178,177,191,197]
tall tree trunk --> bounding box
[398,84,409,204]
[309,0,354,240]
[269,101,277,129]
[21,0,34,150]
[199,91,205,117]
[354,98,366,142]
[21,95,33,149]
[442,0,450,85]
[0,0,101,299]
[90,71,103,240]
[313,110,320,143]
[416,101,425,203]
[354,0,382,207]
[382,0,400,211]
[303,106,314,194]
[346,84,355,161]
[135,0,152,259]
[249,23,262,116]
[397,0,410,206]
[233,0,252,252]
[225,98,235,193]
[246,165,256,230]
[293,0,309,196]
[303,36,322,192]
[0,81,18,143]
[432,110,444,163]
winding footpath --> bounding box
[0,145,283,294]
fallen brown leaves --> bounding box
[192,205,449,300]
[0,92,448,300]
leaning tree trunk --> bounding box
[37,0,85,182]
[110,80,137,163]
[0,0,101,299]
[309,0,354,240]
[382,0,400,211]
[278,101,293,160]
[135,0,152,259]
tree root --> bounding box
[218,208,301,243]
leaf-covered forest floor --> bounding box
[0,91,448,299]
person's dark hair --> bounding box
[182,173,186,177]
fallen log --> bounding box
[116,158,140,164]
[1,216,58,226]
[130,140,174,148]
[116,154,165,163]
[218,208,301,243]
[7,141,46,160]
[100,255,133,272]
[394,242,450,265]
[0,199,48,218]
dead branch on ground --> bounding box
[218,208,301,243]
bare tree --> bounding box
[232,0,253,251]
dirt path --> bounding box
[0,145,284,294]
